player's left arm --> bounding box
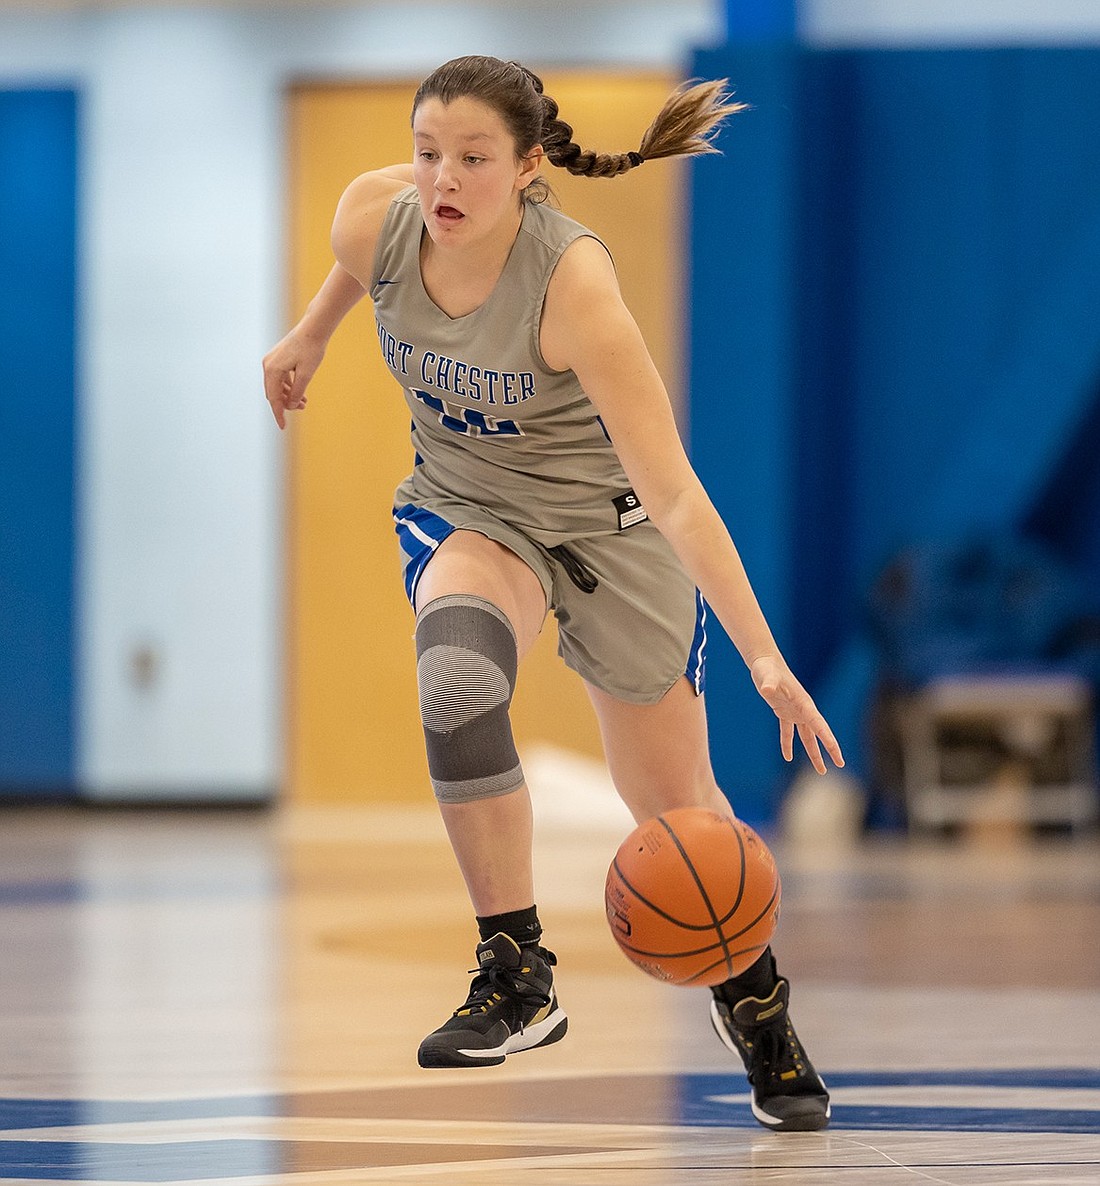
[541,236,843,772]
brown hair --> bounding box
[412,55,745,203]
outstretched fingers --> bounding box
[790,712,844,774]
[755,658,845,774]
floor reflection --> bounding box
[0,804,1097,1184]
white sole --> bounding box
[457,1005,568,1061]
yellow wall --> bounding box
[287,73,683,803]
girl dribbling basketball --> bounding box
[262,55,844,1132]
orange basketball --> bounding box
[605,808,781,986]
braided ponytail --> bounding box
[412,56,745,203]
[541,78,744,185]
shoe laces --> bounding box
[742,1017,808,1087]
[456,946,555,1019]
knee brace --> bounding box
[415,594,524,803]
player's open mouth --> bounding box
[435,205,464,221]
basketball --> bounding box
[604,808,781,986]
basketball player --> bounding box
[263,56,844,1132]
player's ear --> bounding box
[517,145,544,192]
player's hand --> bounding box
[262,329,326,429]
[750,655,844,774]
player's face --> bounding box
[412,96,540,247]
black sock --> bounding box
[713,947,778,1004]
[476,905,543,948]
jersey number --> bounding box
[410,388,523,438]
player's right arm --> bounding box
[262,166,412,429]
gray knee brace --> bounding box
[415,594,524,803]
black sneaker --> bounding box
[417,933,568,1068]
[710,975,831,1131]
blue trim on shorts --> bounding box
[392,503,455,605]
[686,590,707,694]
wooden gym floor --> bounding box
[1,789,1098,1185]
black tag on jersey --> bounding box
[613,489,648,530]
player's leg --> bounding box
[413,529,567,1067]
[584,674,727,824]
[586,676,831,1132]
[414,529,545,917]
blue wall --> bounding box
[690,46,1100,822]
[0,90,78,794]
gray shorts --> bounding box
[393,491,706,705]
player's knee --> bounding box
[415,594,524,803]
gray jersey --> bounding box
[371,186,644,547]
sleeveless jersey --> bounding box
[370,186,643,547]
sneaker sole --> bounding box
[750,1096,831,1132]
[418,1007,568,1069]
[709,1000,831,1132]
